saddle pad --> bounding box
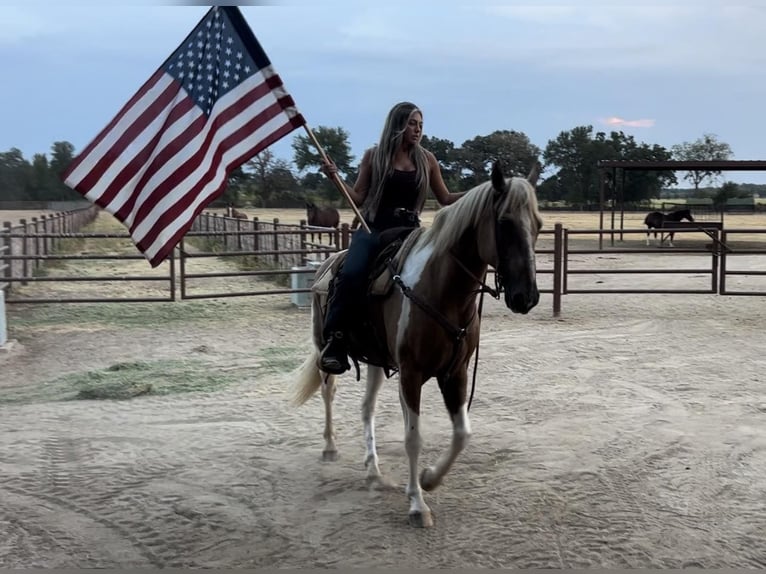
[310,251,346,296]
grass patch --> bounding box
[0,359,240,405]
[0,349,305,406]
[7,298,267,331]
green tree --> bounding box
[49,141,82,200]
[28,153,55,201]
[292,126,354,175]
[0,148,32,201]
[543,126,675,205]
[671,133,733,190]
[543,126,603,204]
[292,126,354,204]
[421,134,460,188]
[456,130,541,190]
[221,165,250,206]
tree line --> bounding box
[1,126,761,209]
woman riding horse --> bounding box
[318,101,466,375]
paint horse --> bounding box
[644,208,694,247]
[306,201,340,229]
[292,161,542,528]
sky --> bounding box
[1,0,765,186]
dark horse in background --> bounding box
[644,208,694,247]
[226,203,248,219]
[306,201,340,228]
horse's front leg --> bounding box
[399,375,432,527]
[361,365,392,487]
[420,368,472,492]
[320,372,339,461]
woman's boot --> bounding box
[319,276,351,374]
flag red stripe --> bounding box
[102,97,200,219]
[75,80,182,195]
[135,100,298,255]
[139,117,302,267]
[63,69,166,183]
[127,79,287,235]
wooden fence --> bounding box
[1,206,100,298]
[1,208,765,314]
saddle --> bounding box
[312,226,424,299]
[310,226,425,377]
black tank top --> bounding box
[372,169,420,229]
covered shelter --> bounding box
[596,160,766,248]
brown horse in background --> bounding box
[306,201,340,228]
[292,161,542,528]
[227,204,248,219]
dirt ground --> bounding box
[1,212,766,568]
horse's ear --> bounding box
[527,160,542,186]
[491,161,505,194]
[305,201,313,208]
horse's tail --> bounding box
[290,345,325,406]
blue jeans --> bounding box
[323,228,382,338]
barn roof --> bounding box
[597,160,766,171]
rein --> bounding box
[451,255,503,411]
[386,254,502,412]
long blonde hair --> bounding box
[363,102,431,222]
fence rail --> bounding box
[1,208,765,314]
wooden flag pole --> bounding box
[302,125,371,234]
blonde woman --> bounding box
[319,101,465,374]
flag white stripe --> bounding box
[64,74,175,189]
[85,91,189,209]
[140,112,293,261]
[102,101,205,217]
[123,70,285,230]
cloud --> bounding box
[600,116,656,128]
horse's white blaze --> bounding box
[394,243,434,363]
[521,217,538,283]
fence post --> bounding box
[711,226,720,294]
[340,223,350,250]
[252,217,260,266]
[2,222,11,294]
[299,219,307,265]
[41,215,49,256]
[169,245,177,302]
[719,229,727,295]
[32,217,40,273]
[553,222,563,317]
[272,218,279,266]
[563,227,569,295]
[20,219,28,286]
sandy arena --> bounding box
[1,210,766,568]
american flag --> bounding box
[63,6,306,267]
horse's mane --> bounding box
[420,176,540,259]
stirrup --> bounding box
[319,332,350,374]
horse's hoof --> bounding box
[322,449,339,462]
[408,510,434,528]
[420,467,441,492]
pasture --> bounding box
[1,208,766,567]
